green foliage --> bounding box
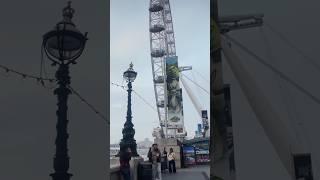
[166,65,179,79]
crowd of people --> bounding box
[119,143,177,180]
[147,143,177,180]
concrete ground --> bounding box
[162,165,209,180]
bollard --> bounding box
[137,161,153,180]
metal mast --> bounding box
[213,0,263,179]
[214,1,314,179]
[212,1,231,179]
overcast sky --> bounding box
[110,0,210,144]
[0,1,107,180]
[217,0,320,179]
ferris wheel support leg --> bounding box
[221,35,310,179]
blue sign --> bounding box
[183,146,194,153]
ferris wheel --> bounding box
[149,0,186,139]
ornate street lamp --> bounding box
[119,62,139,157]
[42,2,88,180]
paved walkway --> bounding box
[162,165,209,180]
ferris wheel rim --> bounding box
[149,0,180,138]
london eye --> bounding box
[149,0,186,139]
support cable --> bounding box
[132,90,158,112]
[111,82,158,112]
[0,62,56,90]
[0,57,107,124]
[191,70,206,107]
[180,73,210,95]
[260,27,303,153]
[0,64,54,82]
[261,26,320,175]
[265,21,320,73]
[224,34,320,106]
[193,68,210,83]
[68,85,108,124]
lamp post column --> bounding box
[119,80,138,157]
[43,2,87,180]
[119,63,139,157]
[50,63,72,180]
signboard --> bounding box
[183,146,196,165]
[293,154,313,180]
[196,150,209,155]
[166,56,184,127]
[177,128,184,133]
[195,148,210,163]
[201,110,209,130]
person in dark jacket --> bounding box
[120,147,132,180]
[148,147,152,163]
[151,144,162,180]
[162,147,168,172]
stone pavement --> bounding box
[162,165,209,180]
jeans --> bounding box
[120,167,131,180]
[168,160,176,173]
[157,162,162,180]
[152,162,162,180]
[152,163,158,180]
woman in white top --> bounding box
[167,148,176,173]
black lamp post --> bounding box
[42,2,87,180]
[119,62,139,157]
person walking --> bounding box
[119,147,132,180]
[167,148,176,173]
[151,144,162,180]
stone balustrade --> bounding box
[110,165,122,180]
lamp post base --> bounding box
[50,172,73,180]
[119,140,139,157]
